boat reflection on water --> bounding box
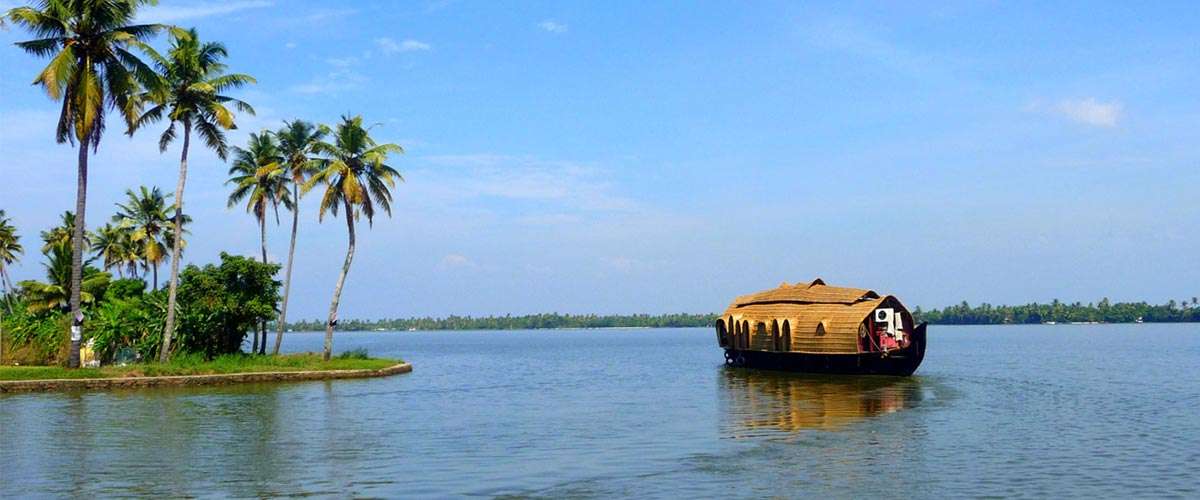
[719,368,923,437]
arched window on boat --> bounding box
[716,319,729,348]
[753,322,768,350]
[742,321,751,349]
[770,319,781,351]
[816,320,829,336]
[781,320,792,352]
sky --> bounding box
[1,0,1198,320]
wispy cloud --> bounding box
[1026,98,1124,127]
[539,20,568,34]
[1055,99,1123,127]
[137,0,272,23]
[289,55,370,94]
[418,154,638,213]
[307,8,358,21]
[375,37,432,55]
[424,0,458,14]
[439,254,476,269]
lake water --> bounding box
[1,324,1198,499]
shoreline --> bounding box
[0,362,412,394]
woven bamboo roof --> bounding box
[730,278,879,307]
[720,279,905,354]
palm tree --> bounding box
[227,132,290,354]
[90,221,134,279]
[4,0,165,368]
[19,241,109,314]
[305,115,403,361]
[40,211,85,254]
[0,210,25,315]
[132,26,254,364]
[113,186,187,290]
[271,119,325,354]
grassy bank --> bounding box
[0,352,402,381]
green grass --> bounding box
[0,352,403,381]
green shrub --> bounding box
[337,347,369,360]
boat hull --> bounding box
[723,323,927,376]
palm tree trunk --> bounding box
[68,138,89,369]
[152,263,159,291]
[1,265,13,315]
[323,201,356,361]
[255,216,267,355]
[160,122,191,364]
[274,186,300,355]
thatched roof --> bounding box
[730,278,879,307]
[720,279,905,354]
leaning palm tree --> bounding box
[132,26,254,363]
[4,0,165,367]
[271,119,325,354]
[0,210,25,315]
[113,186,188,290]
[305,115,403,361]
[227,132,290,354]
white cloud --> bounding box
[539,20,568,34]
[289,58,367,94]
[137,1,272,23]
[440,254,475,269]
[375,37,432,55]
[307,9,358,22]
[1054,99,1123,127]
[605,257,644,272]
[285,42,297,49]
[420,154,637,213]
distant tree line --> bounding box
[279,313,721,332]
[914,298,1200,325]
[278,297,1200,332]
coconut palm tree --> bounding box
[132,26,254,363]
[90,221,134,279]
[271,119,325,354]
[305,115,403,361]
[40,211,86,254]
[113,186,188,290]
[227,132,290,354]
[0,210,25,315]
[4,0,165,367]
[20,241,109,314]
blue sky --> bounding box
[1,1,1198,320]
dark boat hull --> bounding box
[723,323,927,376]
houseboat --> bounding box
[717,278,926,376]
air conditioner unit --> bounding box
[875,308,895,336]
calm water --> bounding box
[1,324,1198,499]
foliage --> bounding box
[0,352,399,380]
[914,298,1200,325]
[337,347,369,360]
[169,252,281,359]
[0,209,24,312]
[227,132,290,224]
[306,114,404,226]
[281,312,722,332]
[18,242,110,314]
[1,306,68,365]
[111,186,189,289]
[86,288,166,361]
